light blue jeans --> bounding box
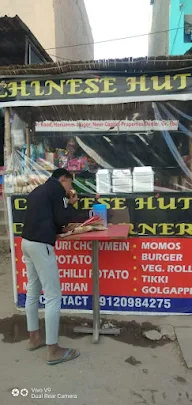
[22,239,61,345]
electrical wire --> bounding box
[48,53,77,62]
[45,26,185,51]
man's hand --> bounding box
[62,223,79,232]
[68,190,78,205]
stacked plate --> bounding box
[96,169,111,193]
[112,169,132,193]
[133,166,154,192]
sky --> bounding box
[84,0,151,59]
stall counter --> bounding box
[7,192,192,315]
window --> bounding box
[25,38,47,64]
[184,15,192,43]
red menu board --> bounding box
[14,237,192,314]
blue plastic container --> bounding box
[89,204,107,227]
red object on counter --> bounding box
[79,215,102,227]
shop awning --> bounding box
[0,55,192,123]
[0,55,192,76]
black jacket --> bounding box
[22,177,77,246]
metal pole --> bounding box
[92,240,100,343]
[73,236,120,340]
[26,124,30,158]
[4,108,11,168]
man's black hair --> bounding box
[52,168,73,179]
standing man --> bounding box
[22,168,80,365]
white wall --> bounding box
[148,0,170,57]
[0,0,94,62]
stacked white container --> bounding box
[96,169,111,193]
[112,169,132,193]
[133,166,154,192]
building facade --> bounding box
[0,0,94,61]
[169,0,192,55]
[149,0,192,56]
[0,15,52,66]
[148,0,169,57]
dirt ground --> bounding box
[1,252,192,405]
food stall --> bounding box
[1,56,192,315]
